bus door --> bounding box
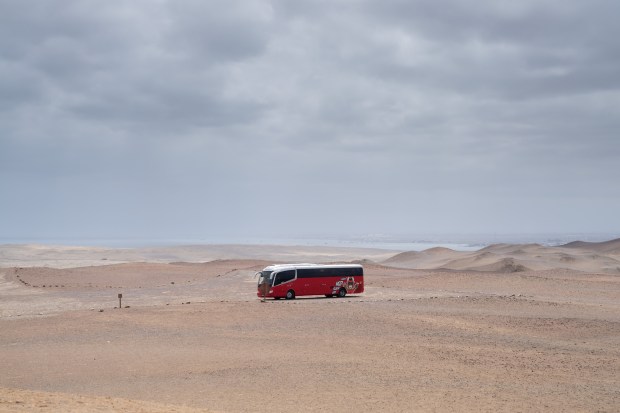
[308,274,327,295]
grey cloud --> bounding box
[1,0,270,138]
[165,0,273,62]
[71,80,266,131]
[348,0,620,100]
[0,63,44,111]
[1,0,619,239]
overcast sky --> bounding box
[1,0,619,243]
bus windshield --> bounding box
[258,271,274,286]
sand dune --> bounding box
[382,247,463,269]
[446,256,530,273]
[561,237,620,254]
[384,240,620,273]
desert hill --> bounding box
[561,238,620,254]
[383,247,462,269]
[383,239,620,273]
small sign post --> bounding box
[118,293,122,308]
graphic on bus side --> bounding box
[332,276,359,295]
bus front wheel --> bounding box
[286,290,296,300]
[338,288,346,298]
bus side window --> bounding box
[274,270,295,285]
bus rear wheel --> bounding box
[285,290,296,300]
[338,288,346,298]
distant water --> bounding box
[0,236,479,251]
[2,233,618,252]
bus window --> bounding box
[273,270,295,286]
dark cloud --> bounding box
[1,0,619,240]
[165,0,273,62]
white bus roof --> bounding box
[262,263,363,272]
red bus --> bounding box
[256,263,364,300]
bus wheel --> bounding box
[285,290,296,300]
[338,288,346,298]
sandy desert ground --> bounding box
[1,241,619,412]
